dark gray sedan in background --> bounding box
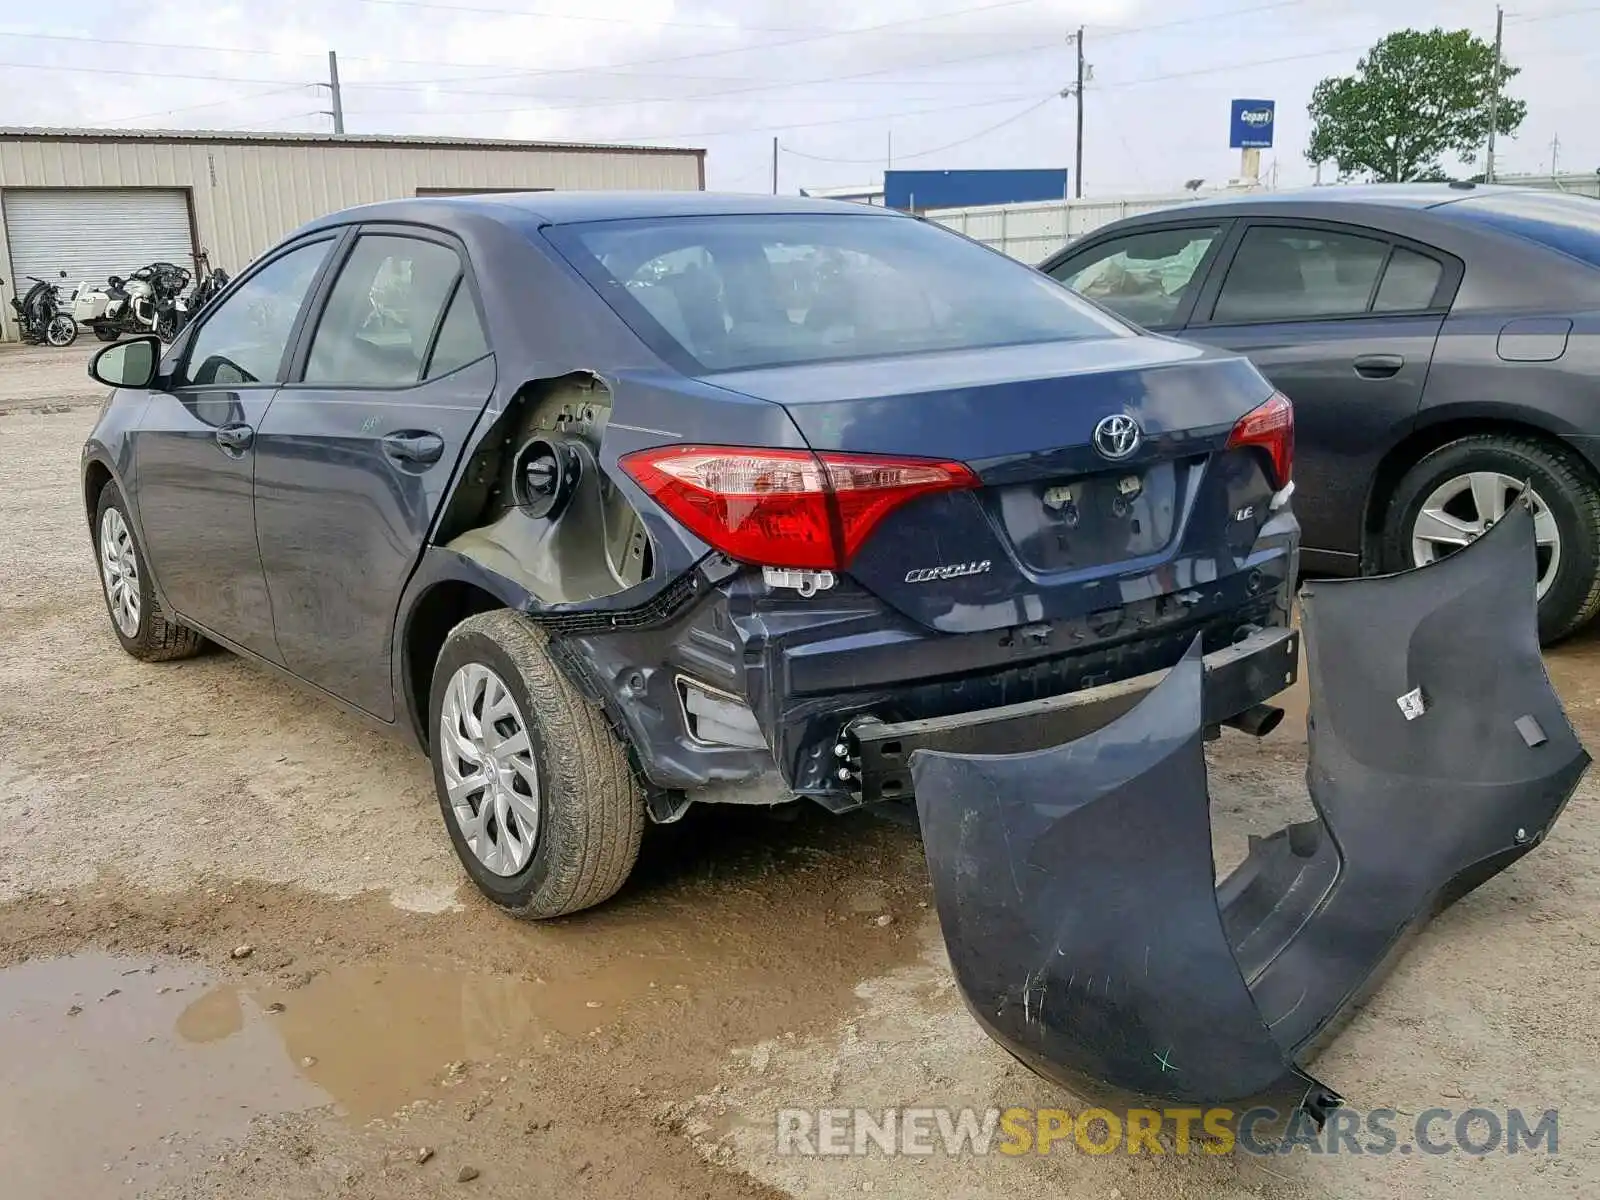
[1042,184,1600,641]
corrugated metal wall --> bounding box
[930,193,1200,263]
[0,134,702,339]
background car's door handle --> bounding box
[214,423,254,452]
[381,431,445,465]
[1352,353,1405,378]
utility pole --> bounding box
[1550,131,1562,176]
[1065,27,1086,199]
[326,50,346,135]
[1485,6,1503,182]
[771,137,778,194]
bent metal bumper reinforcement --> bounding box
[910,496,1588,1123]
[844,625,1299,803]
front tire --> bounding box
[1379,434,1600,643]
[94,484,207,661]
[46,313,78,347]
[429,610,645,918]
[92,324,120,343]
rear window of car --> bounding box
[1441,191,1600,268]
[544,213,1129,373]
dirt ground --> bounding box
[1,342,1596,1199]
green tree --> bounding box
[1306,28,1527,182]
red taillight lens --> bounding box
[619,445,978,570]
[1226,391,1294,490]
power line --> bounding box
[348,90,1044,117]
[347,39,1064,110]
[1506,3,1600,24]
[592,91,1059,144]
[0,58,305,85]
[353,0,818,31]
[0,0,1320,86]
[401,0,1049,85]
[101,85,312,126]
[1085,0,1315,43]
[0,29,327,60]
[0,26,1041,88]
[780,96,1057,164]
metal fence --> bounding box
[928,176,1600,265]
[927,193,1198,263]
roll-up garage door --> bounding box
[3,188,194,300]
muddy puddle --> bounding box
[0,947,702,1197]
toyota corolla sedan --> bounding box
[1042,184,1600,642]
[81,191,1298,917]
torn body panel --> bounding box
[911,498,1586,1115]
[441,374,651,604]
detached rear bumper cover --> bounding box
[912,498,1588,1113]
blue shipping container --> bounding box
[883,169,1069,211]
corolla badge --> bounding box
[905,560,992,584]
[1092,413,1143,461]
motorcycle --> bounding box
[185,247,231,322]
[75,261,191,344]
[2,269,78,346]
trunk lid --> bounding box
[710,337,1282,634]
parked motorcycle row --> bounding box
[3,248,230,349]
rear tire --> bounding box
[94,484,207,661]
[428,610,645,918]
[1379,434,1600,643]
[92,324,120,342]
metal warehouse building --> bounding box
[0,126,705,341]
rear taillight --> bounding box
[1226,391,1294,490]
[619,445,978,570]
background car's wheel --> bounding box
[428,610,645,919]
[46,313,78,347]
[1379,434,1600,643]
[94,484,207,661]
[93,324,120,342]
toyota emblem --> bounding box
[1093,413,1142,461]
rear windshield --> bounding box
[1442,191,1600,268]
[545,213,1128,373]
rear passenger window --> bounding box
[425,283,490,379]
[1373,247,1444,312]
[1049,226,1221,328]
[304,235,463,386]
[1212,227,1389,323]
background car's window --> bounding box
[304,235,463,386]
[1373,247,1444,312]
[549,213,1128,374]
[424,283,490,379]
[1212,227,1390,323]
[1048,227,1220,328]
[183,242,329,387]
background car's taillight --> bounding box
[1226,391,1294,490]
[619,445,978,570]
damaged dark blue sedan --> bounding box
[80,190,1300,922]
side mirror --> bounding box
[89,335,161,390]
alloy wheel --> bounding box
[99,507,142,637]
[1411,471,1561,598]
[439,663,541,877]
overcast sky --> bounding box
[3,0,1596,196]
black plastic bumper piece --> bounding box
[847,625,1298,803]
[911,498,1588,1117]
